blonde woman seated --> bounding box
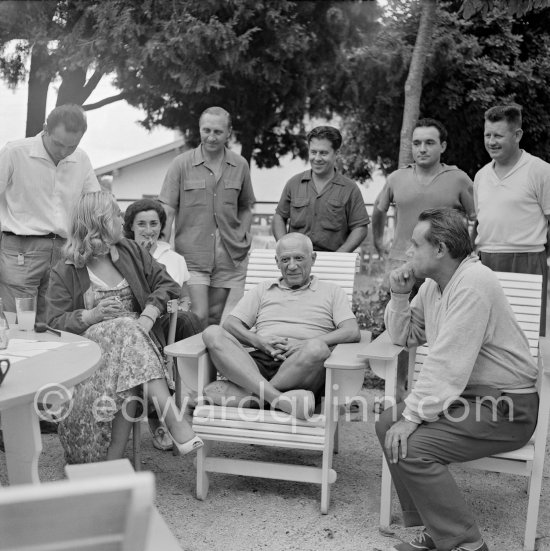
[46,191,203,463]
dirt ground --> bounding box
[1,387,549,551]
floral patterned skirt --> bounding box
[58,317,170,464]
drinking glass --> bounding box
[15,296,37,331]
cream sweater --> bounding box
[385,255,538,423]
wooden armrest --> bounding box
[324,330,371,370]
[357,330,403,361]
[164,332,206,358]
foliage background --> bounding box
[339,0,550,180]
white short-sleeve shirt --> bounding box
[152,241,190,286]
[474,151,550,253]
[0,133,99,236]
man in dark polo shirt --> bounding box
[159,106,256,327]
[272,126,369,252]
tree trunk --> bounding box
[398,0,437,167]
[25,43,53,137]
[57,67,107,107]
[56,67,87,106]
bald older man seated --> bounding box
[201,233,361,419]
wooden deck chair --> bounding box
[165,249,370,513]
[132,298,179,470]
[65,459,182,551]
[0,470,155,551]
[358,271,550,551]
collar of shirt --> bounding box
[404,162,459,175]
[192,145,237,168]
[300,170,347,187]
[29,132,79,164]
[490,150,528,176]
[268,275,319,291]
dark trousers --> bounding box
[148,310,203,419]
[479,250,547,335]
[159,310,204,343]
[375,393,538,551]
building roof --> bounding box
[95,138,186,175]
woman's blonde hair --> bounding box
[64,191,122,268]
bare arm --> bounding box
[272,318,361,359]
[272,212,288,240]
[372,204,388,256]
[239,204,253,233]
[223,314,290,359]
[161,203,176,242]
[460,186,476,220]
[223,314,260,348]
[316,318,361,347]
[336,225,368,252]
[471,219,478,250]
[180,281,191,300]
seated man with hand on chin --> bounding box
[202,232,360,420]
[376,208,538,551]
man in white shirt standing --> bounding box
[474,104,550,333]
[0,104,100,322]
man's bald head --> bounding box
[275,233,316,288]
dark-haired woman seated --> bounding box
[47,191,202,463]
[123,198,203,336]
[123,198,204,450]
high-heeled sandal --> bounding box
[166,430,204,456]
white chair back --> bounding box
[0,472,155,551]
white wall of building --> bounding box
[100,149,185,204]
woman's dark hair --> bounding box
[123,199,167,240]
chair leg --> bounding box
[321,419,338,514]
[334,417,340,455]
[523,468,543,551]
[132,421,141,472]
[379,455,392,527]
[320,452,332,514]
[196,440,211,500]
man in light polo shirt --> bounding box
[0,104,99,323]
[474,104,550,333]
[272,125,369,252]
[160,106,255,327]
[201,233,360,419]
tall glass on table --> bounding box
[15,295,37,331]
